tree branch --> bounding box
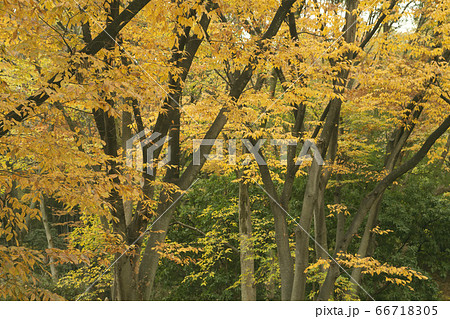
[173,220,239,254]
[0,0,153,137]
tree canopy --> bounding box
[0,0,449,301]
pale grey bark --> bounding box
[257,163,294,300]
[122,111,133,226]
[291,97,341,300]
[239,176,256,300]
[40,194,58,282]
[314,124,338,265]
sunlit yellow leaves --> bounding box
[0,0,448,301]
[0,245,63,300]
[56,263,113,300]
[336,253,429,291]
[371,226,393,235]
[327,203,350,217]
[305,258,331,273]
[46,248,90,265]
[155,239,200,266]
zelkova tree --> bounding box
[271,0,449,300]
[316,0,450,300]
[1,0,300,300]
[205,0,450,300]
[237,0,395,300]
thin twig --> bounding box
[173,219,239,253]
[38,15,73,54]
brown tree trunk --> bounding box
[257,164,294,300]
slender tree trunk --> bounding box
[40,194,58,282]
[313,183,328,263]
[334,184,345,253]
[137,189,178,300]
[258,164,294,300]
[291,97,341,300]
[269,69,278,99]
[314,124,338,265]
[291,160,321,300]
[239,174,256,300]
[122,110,133,226]
[349,196,382,287]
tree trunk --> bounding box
[314,123,338,265]
[113,254,139,300]
[137,189,178,300]
[239,175,256,300]
[349,196,382,288]
[291,96,341,300]
[258,163,294,300]
[318,113,450,300]
[334,184,345,253]
[122,110,133,227]
[313,184,328,263]
[40,194,58,282]
[291,160,321,300]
